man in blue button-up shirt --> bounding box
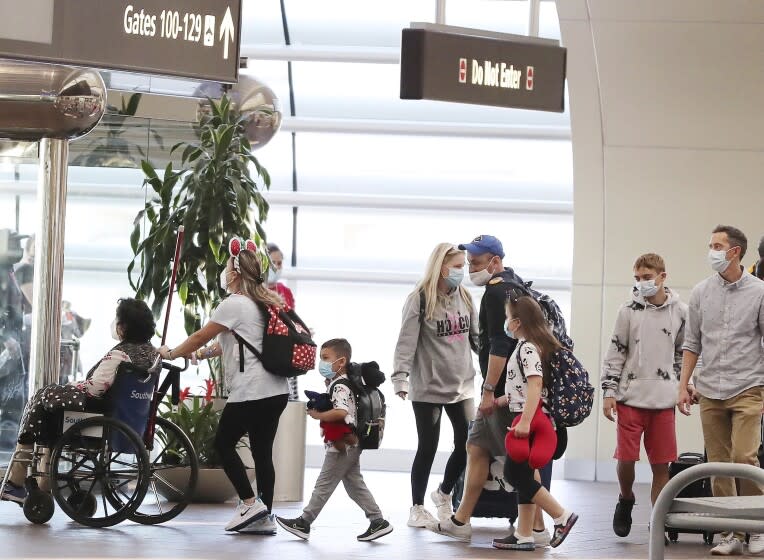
[678,225,764,556]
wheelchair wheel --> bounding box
[50,416,150,528]
[23,486,54,524]
[104,417,199,525]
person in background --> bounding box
[601,253,687,538]
[393,243,477,528]
[267,242,298,401]
[678,225,764,556]
[277,339,393,542]
[748,235,764,280]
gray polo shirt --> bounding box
[683,269,764,400]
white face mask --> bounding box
[635,279,660,298]
[469,258,496,287]
[708,248,732,273]
[110,319,121,341]
[268,268,281,285]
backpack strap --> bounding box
[233,332,263,373]
[418,289,425,323]
[515,340,528,382]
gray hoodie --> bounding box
[392,289,478,404]
[601,287,688,410]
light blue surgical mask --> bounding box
[318,359,339,379]
[444,267,464,289]
[708,248,732,273]
[635,279,659,298]
[268,267,281,285]
[504,320,516,339]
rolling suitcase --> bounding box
[451,456,518,521]
[665,452,714,545]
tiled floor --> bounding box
[0,469,744,559]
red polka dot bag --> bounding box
[234,302,316,377]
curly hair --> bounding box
[115,298,156,343]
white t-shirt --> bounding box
[325,375,357,453]
[505,339,548,413]
[211,294,289,403]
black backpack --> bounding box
[234,302,316,377]
[503,280,573,350]
[335,362,386,450]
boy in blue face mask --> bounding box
[276,339,393,542]
[601,253,687,540]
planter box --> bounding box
[159,467,255,504]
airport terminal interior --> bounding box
[0,1,763,559]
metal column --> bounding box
[28,138,69,393]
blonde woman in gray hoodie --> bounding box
[393,243,478,529]
[601,253,688,540]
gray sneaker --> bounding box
[493,534,536,551]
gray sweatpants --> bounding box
[301,446,383,524]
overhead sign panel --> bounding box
[400,24,566,112]
[0,0,242,83]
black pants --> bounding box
[411,399,472,505]
[214,394,288,510]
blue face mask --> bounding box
[444,267,464,289]
[318,359,338,379]
[504,319,516,339]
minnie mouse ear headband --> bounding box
[228,237,258,273]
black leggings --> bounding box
[503,412,565,504]
[411,399,472,505]
[214,394,288,510]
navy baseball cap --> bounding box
[458,235,505,259]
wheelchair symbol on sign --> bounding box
[204,15,215,46]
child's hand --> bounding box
[307,409,321,420]
[602,397,617,422]
[508,419,531,439]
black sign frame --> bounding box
[400,25,567,112]
[0,0,242,83]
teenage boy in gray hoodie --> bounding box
[601,253,687,538]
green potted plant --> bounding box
[128,94,272,396]
[157,380,254,503]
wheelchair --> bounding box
[0,359,199,527]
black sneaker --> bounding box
[493,534,536,550]
[613,495,635,537]
[357,518,393,542]
[275,516,310,540]
[550,512,579,548]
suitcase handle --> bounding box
[678,452,705,462]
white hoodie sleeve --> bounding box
[601,305,631,399]
[391,291,421,396]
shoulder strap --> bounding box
[233,331,263,373]
[418,289,425,323]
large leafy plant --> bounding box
[128,96,272,393]
[158,384,220,467]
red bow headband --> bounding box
[228,237,257,273]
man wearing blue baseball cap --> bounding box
[428,234,553,546]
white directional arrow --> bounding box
[220,7,235,60]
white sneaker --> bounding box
[749,534,764,554]
[430,487,453,521]
[426,516,472,542]
[408,505,438,528]
[533,528,551,547]
[239,513,277,535]
[711,536,744,556]
[225,499,268,532]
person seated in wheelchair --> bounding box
[1,297,160,505]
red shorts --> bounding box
[614,403,677,464]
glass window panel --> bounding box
[282,0,433,47]
[241,0,289,46]
[294,132,572,200]
[295,206,573,281]
[447,0,561,41]
[288,61,569,125]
